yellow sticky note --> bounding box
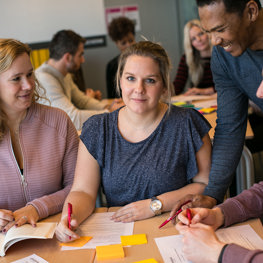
[121,234,147,246]
[96,244,125,260]
[60,236,92,247]
[173,101,186,106]
[133,259,158,263]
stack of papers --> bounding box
[61,212,151,261]
[61,212,134,250]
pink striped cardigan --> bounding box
[0,103,79,219]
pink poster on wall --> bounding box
[105,5,141,32]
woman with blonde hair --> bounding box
[55,41,212,243]
[173,19,215,95]
[0,39,79,232]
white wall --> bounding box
[0,0,106,44]
[1,0,197,98]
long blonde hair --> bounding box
[184,19,212,86]
[0,39,44,141]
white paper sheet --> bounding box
[155,235,188,263]
[62,212,134,250]
[11,254,49,263]
[216,225,263,250]
[155,224,263,263]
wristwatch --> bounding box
[150,196,162,215]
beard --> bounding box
[67,60,80,73]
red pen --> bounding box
[159,200,191,229]
[186,208,192,225]
[68,202,72,240]
[68,202,72,230]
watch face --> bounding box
[151,200,162,210]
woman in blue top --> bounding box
[56,41,212,242]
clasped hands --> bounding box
[0,205,39,233]
[172,194,226,263]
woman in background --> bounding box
[106,16,136,98]
[56,41,212,243]
[0,39,78,232]
[173,19,215,95]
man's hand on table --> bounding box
[170,194,217,224]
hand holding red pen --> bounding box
[176,222,226,263]
[176,208,226,263]
[55,203,80,243]
[159,200,191,228]
[177,207,225,230]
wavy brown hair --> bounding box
[0,38,45,141]
[108,17,135,42]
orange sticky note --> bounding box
[96,244,125,260]
[60,236,92,247]
[133,259,158,263]
[121,234,147,246]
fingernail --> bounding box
[15,224,18,227]
[3,229,6,233]
[69,236,71,240]
[33,224,37,227]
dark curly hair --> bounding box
[108,17,135,42]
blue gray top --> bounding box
[204,46,263,202]
[80,105,211,207]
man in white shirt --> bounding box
[36,30,114,130]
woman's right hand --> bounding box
[0,209,14,232]
[55,214,80,243]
